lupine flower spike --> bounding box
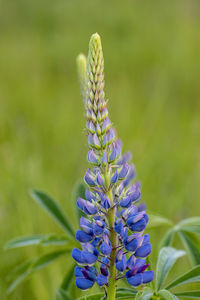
[77,53,87,105]
[72,33,154,299]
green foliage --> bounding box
[7,250,69,294]
[158,289,178,300]
[148,214,173,229]
[60,264,75,291]
[178,231,200,265]
[30,190,75,238]
[5,234,69,249]
[155,247,185,291]
[174,291,200,299]
[160,229,175,248]
[56,289,73,300]
[166,265,200,290]
[6,190,77,297]
[149,215,200,266]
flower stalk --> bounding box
[107,195,117,300]
[73,33,154,299]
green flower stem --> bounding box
[107,188,117,300]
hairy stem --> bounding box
[107,188,117,300]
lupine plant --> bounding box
[5,33,200,300]
[72,33,154,299]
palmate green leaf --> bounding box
[30,190,75,238]
[148,214,173,229]
[5,234,69,249]
[174,291,200,299]
[60,263,75,290]
[166,265,200,290]
[178,231,200,265]
[158,289,178,300]
[155,247,185,292]
[160,229,175,248]
[72,181,86,222]
[7,249,69,294]
[56,289,72,300]
[176,217,200,235]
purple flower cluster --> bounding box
[72,33,154,292]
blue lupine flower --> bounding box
[135,242,152,258]
[87,150,100,165]
[77,197,98,215]
[100,257,109,276]
[73,33,154,295]
[96,274,108,287]
[72,243,99,266]
[124,234,143,252]
[100,234,112,256]
[75,266,97,290]
[103,197,111,210]
[75,230,93,243]
[126,269,154,287]
[115,250,127,272]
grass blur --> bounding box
[0,0,200,299]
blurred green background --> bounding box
[1,0,200,299]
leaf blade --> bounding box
[166,265,200,290]
[5,234,44,249]
[155,247,185,291]
[60,263,75,290]
[148,214,173,229]
[174,291,200,299]
[7,250,69,293]
[7,270,31,295]
[160,229,175,248]
[56,289,72,300]
[5,234,69,249]
[177,217,200,228]
[30,190,75,238]
[178,231,200,265]
[158,289,178,300]
[116,287,137,294]
[31,249,68,272]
